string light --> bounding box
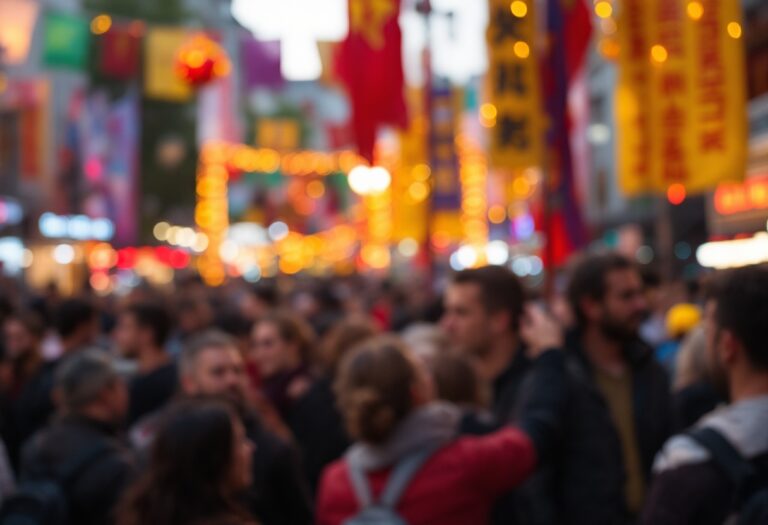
[90,14,112,35]
[513,41,530,59]
[687,1,704,21]
[650,45,668,64]
[727,22,742,39]
[594,1,613,19]
[510,1,528,18]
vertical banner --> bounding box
[100,25,141,80]
[241,38,284,90]
[336,0,407,162]
[617,0,747,195]
[486,0,544,170]
[42,11,90,70]
[144,27,192,102]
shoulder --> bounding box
[652,433,710,474]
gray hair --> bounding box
[179,329,239,376]
[55,351,120,410]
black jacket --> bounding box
[20,415,135,525]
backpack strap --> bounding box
[347,458,373,509]
[379,446,438,509]
[687,427,755,488]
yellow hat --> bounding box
[666,303,702,339]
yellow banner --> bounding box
[617,0,747,195]
[144,27,192,102]
[487,0,543,171]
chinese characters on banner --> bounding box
[486,0,544,171]
[616,0,747,195]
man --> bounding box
[114,302,177,425]
[19,352,135,525]
[566,253,672,518]
[178,330,312,525]
[642,265,768,524]
[442,265,632,524]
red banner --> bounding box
[336,0,407,162]
[100,25,141,80]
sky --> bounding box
[231,0,489,83]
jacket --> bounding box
[20,414,135,525]
[641,394,768,525]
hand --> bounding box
[520,304,564,359]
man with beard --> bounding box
[566,253,672,518]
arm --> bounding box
[463,426,538,496]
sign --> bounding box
[144,28,192,102]
[617,0,747,195]
[486,0,544,171]
[42,11,90,70]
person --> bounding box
[316,308,568,525]
[239,281,280,324]
[672,325,723,431]
[19,351,135,525]
[113,302,177,425]
[655,302,702,374]
[117,400,257,525]
[566,253,672,518]
[177,330,313,525]
[642,265,768,524]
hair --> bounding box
[335,336,416,445]
[5,310,46,340]
[180,330,239,376]
[54,298,96,339]
[250,281,279,308]
[401,323,449,365]
[318,316,377,377]
[116,400,250,525]
[566,253,636,326]
[706,265,768,371]
[452,266,525,332]
[430,351,484,407]
[124,302,173,348]
[256,310,316,362]
[55,351,120,411]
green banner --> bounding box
[43,11,90,70]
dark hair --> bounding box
[250,281,279,308]
[257,311,316,362]
[319,316,377,377]
[180,330,239,376]
[452,266,525,332]
[335,336,415,445]
[54,298,96,338]
[117,400,249,525]
[55,351,120,411]
[124,302,173,347]
[566,253,636,326]
[707,265,768,371]
[5,310,46,340]
[431,351,483,406]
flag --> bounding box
[144,27,192,102]
[241,38,283,89]
[100,25,141,79]
[336,0,408,162]
[42,11,90,70]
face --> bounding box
[441,283,500,356]
[251,322,297,378]
[592,269,648,342]
[3,319,39,360]
[183,346,247,403]
[228,418,254,490]
[113,313,140,358]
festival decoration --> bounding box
[175,33,232,88]
[42,11,90,70]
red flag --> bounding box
[336,0,407,162]
[100,25,141,79]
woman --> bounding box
[317,309,566,525]
[117,400,256,525]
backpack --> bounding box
[0,442,111,525]
[688,427,768,525]
[344,448,437,525]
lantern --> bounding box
[175,33,231,87]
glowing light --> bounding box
[408,182,430,202]
[90,272,111,292]
[727,22,742,39]
[488,205,506,224]
[53,244,75,265]
[219,240,240,262]
[510,1,528,17]
[176,227,197,248]
[348,166,391,196]
[594,1,613,19]
[528,256,543,276]
[244,265,262,283]
[651,45,668,64]
[697,234,768,269]
[513,41,530,59]
[480,103,498,121]
[512,176,533,198]
[361,245,391,269]
[687,2,704,21]
[21,249,33,269]
[192,233,209,253]
[268,221,289,241]
[412,164,431,182]
[91,14,112,35]
[88,243,117,270]
[307,180,326,199]
[154,222,170,241]
[486,241,509,266]
[456,245,479,269]
[397,238,419,258]
[667,183,687,205]
[511,256,532,277]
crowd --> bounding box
[0,254,765,525]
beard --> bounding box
[599,314,642,343]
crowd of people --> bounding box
[0,254,765,524]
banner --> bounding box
[42,11,90,70]
[617,0,747,195]
[144,27,192,102]
[486,0,544,170]
[241,38,283,89]
[336,0,407,162]
[100,25,141,79]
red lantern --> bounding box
[175,34,231,87]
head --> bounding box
[3,311,45,361]
[54,298,98,351]
[177,297,213,336]
[335,336,434,445]
[251,311,316,378]
[318,316,378,377]
[239,281,279,323]
[54,351,128,426]
[429,350,486,408]
[567,253,647,342]
[180,331,248,404]
[401,323,450,366]
[117,400,253,525]
[114,303,172,358]
[440,266,525,357]
[704,265,768,398]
